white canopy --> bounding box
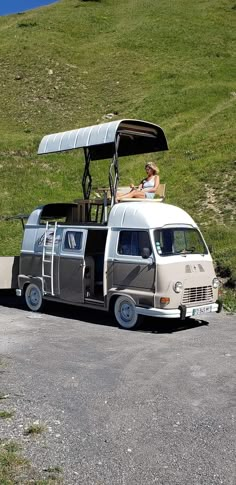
[38,119,168,160]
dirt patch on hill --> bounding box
[201,175,236,225]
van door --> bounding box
[59,228,88,303]
[112,230,155,291]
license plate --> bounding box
[192,305,212,316]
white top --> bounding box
[108,202,197,229]
[142,178,155,189]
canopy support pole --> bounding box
[82,148,92,200]
[109,135,120,207]
[82,148,92,222]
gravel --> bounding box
[0,293,235,484]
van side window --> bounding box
[118,231,151,256]
[64,231,83,251]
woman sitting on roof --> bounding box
[118,162,159,200]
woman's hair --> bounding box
[145,162,159,175]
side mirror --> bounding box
[141,247,151,259]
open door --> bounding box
[59,229,88,303]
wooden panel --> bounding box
[0,256,19,289]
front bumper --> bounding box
[136,301,220,319]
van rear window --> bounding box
[154,228,208,256]
[64,231,83,251]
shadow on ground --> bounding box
[0,290,209,334]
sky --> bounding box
[0,0,58,16]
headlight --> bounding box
[212,277,220,288]
[174,281,183,293]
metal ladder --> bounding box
[42,222,57,296]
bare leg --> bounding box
[116,190,131,199]
[119,190,146,200]
[116,188,135,201]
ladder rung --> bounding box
[42,221,57,297]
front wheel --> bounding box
[25,283,43,312]
[114,296,142,330]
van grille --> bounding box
[182,286,213,304]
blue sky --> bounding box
[0,1,58,16]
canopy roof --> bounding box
[38,119,168,160]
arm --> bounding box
[130,180,144,190]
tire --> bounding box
[24,283,43,312]
[114,295,142,330]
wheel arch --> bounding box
[108,292,137,312]
[19,276,43,293]
[112,293,142,330]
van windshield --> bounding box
[154,228,208,256]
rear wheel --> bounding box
[114,296,142,330]
[25,283,43,312]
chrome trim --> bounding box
[136,303,219,319]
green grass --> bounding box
[0,0,235,300]
[0,410,14,419]
[24,422,46,435]
[0,441,28,484]
[222,288,236,313]
[0,440,62,484]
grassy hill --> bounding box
[0,0,235,302]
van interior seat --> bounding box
[94,253,104,285]
[84,256,95,296]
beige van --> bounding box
[16,199,220,329]
[14,119,221,329]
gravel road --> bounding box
[0,292,235,484]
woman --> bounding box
[118,162,159,200]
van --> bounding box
[14,119,221,329]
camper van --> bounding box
[12,119,221,329]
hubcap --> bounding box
[29,289,40,307]
[120,302,134,322]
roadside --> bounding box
[0,294,235,484]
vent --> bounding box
[198,264,205,273]
[182,286,213,304]
[185,264,205,273]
